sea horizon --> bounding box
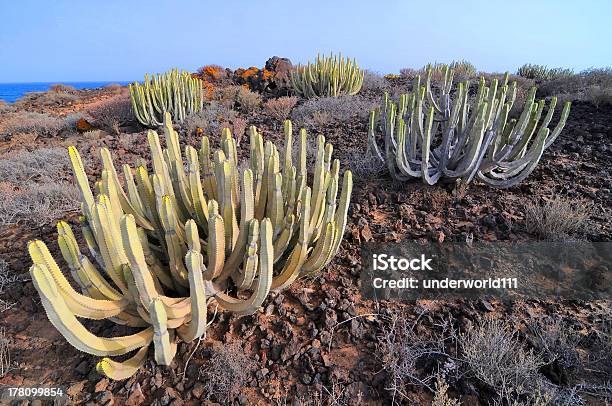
[0,80,133,103]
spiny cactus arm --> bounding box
[30,264,152,356]
[384,102,412,181]
[301,222,335,274]
[221,130,240,205]
[323,170,352,266]
[90,196,130,293]
[395,118,422,178]
[129,84,149,126]
[217,159,239,253]
[199,136,217,202]
[506,101,546,160]
[367,110,385,162]
[176,221,207,342]
[506,87,537,147]
[204,200,225,280]
[159,196,189,290]
[149,298,176,365]
[273,214,295,263]
[57,221,119,300]
[424,67,443,115]
[120,214,161,309]
[269,173,285,237]
[68,146,95,219]
[208,218,273,316]
[136,228,175,291]
[100,148,154,230]
[148,130,178,204]
[421,107,442,185]
[219,169,255,282]
[28,241,129,319]
[123,165,147,219]
[271,188,311,291]
[96,345,150,380]
[185,146,209,226]
[543,101,571,149]
[80,217,104,268]
[478,127,550,188]
[282,120,293,201]
[232,219,259,289]
[442,102,488,179]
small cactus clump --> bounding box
[129,68,204,127]
[291,53,364,98]
[28,113,352,379]
[367,66,571,188]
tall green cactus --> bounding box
[367,66,571,188]
[28,113,352,379]
[291,52,364,98]
[129,68,204,127]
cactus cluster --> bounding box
[367,66,571,188]
[28,113,352,379]
[291,53,364,98]
[129,68,204,127]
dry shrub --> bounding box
[524,196,592,241]
[460,319,545,402]
[1,112,65,137]
[87,95,133,134]
[183,102,240,138]
[376,314,455,398]
[214,85,261,113]
[199,342,254,402]
[263,96,298,122]
[291,380,363,406]
[0,182,79,226]
[0,327,9,378]
[528,318,582,385]
[236,86,262,113]
[291,95,375,128]
[346,149,385,179]
[539,67,612,106]
[0,147,73,183]
[432,376,461,406]
[312,111,332,127]
[49,83,77,94]
[361,70,389,93]
[230,116,247,145]
[103,83,124,94]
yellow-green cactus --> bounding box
[27,113,352,380]
[129,68,204,127]
[291,52,364,98]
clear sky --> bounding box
[0,0,610,82]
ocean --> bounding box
[0,81,132,103]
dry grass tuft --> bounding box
[199,342,254,402]
[524,196,593,241]
[0,147,73,183]
[0,182,79,226]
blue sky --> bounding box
[0,0,610,82]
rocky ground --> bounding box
[0,67,610,405]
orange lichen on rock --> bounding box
[241,67,260,79]
[76,118,94,132]
[262,69,274,80]
[202,81,216,100]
